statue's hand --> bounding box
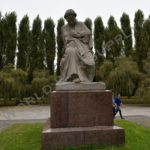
[71,31,83,38]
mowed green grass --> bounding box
[0,123,43,150]
[0,120,150,150]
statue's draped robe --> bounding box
[60,21,95,82]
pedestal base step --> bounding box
[42,119,125,150]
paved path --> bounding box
[0,105,150,120]
[0,105,149,132]
[0,106,50,120]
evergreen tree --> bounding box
[43,18,56,75]
[17,15,30,70]
[120,13,133,57]
[5,12,17,65]
[94,16,105,67]
[105,16,122,63]
[84,18,92,31]
[30,15,44,70]
[56,18,64,75]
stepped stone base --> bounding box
[42,119,125,150]
[42,87,125,150]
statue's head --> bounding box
[64,9,77,19]
[64,9,77,26]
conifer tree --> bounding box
[56,18,64,75]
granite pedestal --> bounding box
[42,83,125,150]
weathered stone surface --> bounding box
[59,9,95,82]
[55,82,106,91]
[42,118,125,150]
[51,90,113,128]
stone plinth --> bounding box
[55,82,106,91]
[42,88,125,150]
[51,90,113,128]
[42,119,125,150]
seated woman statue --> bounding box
[59,9,95,83]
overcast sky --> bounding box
[1,0,150,28]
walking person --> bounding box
[115,93,124,119]
[112,94,116,119]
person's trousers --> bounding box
[115,107,124,119]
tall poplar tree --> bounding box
[143,19,150,50]
[105,16,122,63]
[0,12,3,69]
[1,16,6,58]
[94,16,105,66]
[43,18,56,75]
[17,15,30,70]
[134,9,145,71]
[56,18,64,75]
[120,13,133,57]
[84,18,92,31]
[5,12,17,65]
[30,15,44,70]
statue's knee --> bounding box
[66,48,76,55]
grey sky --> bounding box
[0,0,150,28]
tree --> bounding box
[0,14,7,68]
[143,18,150,49]
[30,15,44,70]
[143,49,150,76]
[56,18,64,75]
[5,12,17,65]
[43,18,56,75]
[96,60,114,81]
[105,16,123,63]
[0,12,3,70]
[120,13,133,57]
[106,57,142,97]
[143,18,150,53]
[134,9,146,71]
[94,16,105,67]
[84,18,92,31]
[17,15,30,70]
[136,50,150,103]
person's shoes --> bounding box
[121,117,125,119]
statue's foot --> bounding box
[73,78,81,83]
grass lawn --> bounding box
[0,120,150,150]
